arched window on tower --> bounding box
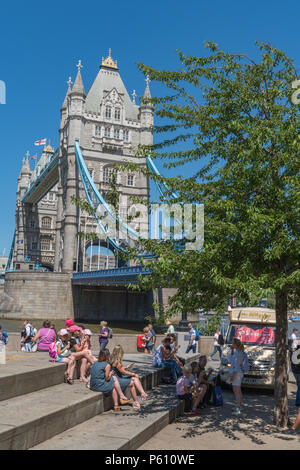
[115,108,120,120]
[41,216,52,229]
[105,107,111,119]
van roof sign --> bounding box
[229,307,276,325]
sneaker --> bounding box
[232,407,241,416]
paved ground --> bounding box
[139,358,300,450]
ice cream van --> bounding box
[219,307,276,389]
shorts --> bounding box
[231,372,244,387]
[177,393,193,401]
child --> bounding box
[143,327,153,354]
[191,361,207,408]
[176,366,201,414]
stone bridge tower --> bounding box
[55,50,153,273]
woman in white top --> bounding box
[229,338,245,416]
[165,320,175,335]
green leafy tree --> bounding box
[127,41,300,427]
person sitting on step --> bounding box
[153,337,182,384]
[68,325,97,383]
[176,366,201,414]
[89,348,131,411]
[53,329,76,384]
[110,345,149,409]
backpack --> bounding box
[108,328,113,339]
[194,329,200,341]
[212,385,223,406]
[49,341,58,362]
[0,331,8,345]
[218,334,225,346]
[241,351,250,373]
[29,325,37,339]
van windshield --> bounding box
[226,324,276,346]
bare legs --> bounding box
[232,385,243,408]
[131,376,148,399]
[292,408,300,431]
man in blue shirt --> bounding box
[186,323,197,354]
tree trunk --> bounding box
[273,289,289,428]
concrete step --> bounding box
[0,352,200,449]
[0,353,65,401]
[0,381,110,450]
[31,385,185,451]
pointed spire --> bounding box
[132,89,137,104]
[61,77,72,109]
[20,151,31,177]
[143,75,151,99]
[72,60,85,95]
[141,75,153,108]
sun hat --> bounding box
[65,318,74,328]
[68,325,82,333]
[83,329,93,336]
[59,329,68,336]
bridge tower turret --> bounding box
[15,153,32,263]
[140,76,154,147]
[60,61,86,272]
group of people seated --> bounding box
[176,357,215,413]
[152,335,216,410]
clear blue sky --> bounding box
[0,0,299,254]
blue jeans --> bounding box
[293,373,300,407]
[186,343,197,354]
[211,345,222,360]
[155,359,181,381]
[100,342,108,351]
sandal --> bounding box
[80,377,88,383]
[114,406,121,411]
[133,401,141,410]
[120,398,132,405]
[66,378,74,385]
[141,394,149,401]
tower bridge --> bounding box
[2,51,177,321]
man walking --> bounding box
[186,322,197,354]
[209,329,223,361]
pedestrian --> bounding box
[110,345,149,409]
[153,337,182,384]
[290,329,299,351]
[90,348,131,411]
[99,321,110,351]
[290,345,300,409]
[228,338,246,416]
[143,327,153,354]
[176,366,201,414]
[165,320,175,335]
[0,325,8,346]
[147,323,156,353]
[20,320,37,352]
[209,329,223,361]
[31,320,56,352]
[186,322,197,354]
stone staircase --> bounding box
[0,352,199,450]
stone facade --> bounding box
[4,272,73,319]
[13,50,153,274]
